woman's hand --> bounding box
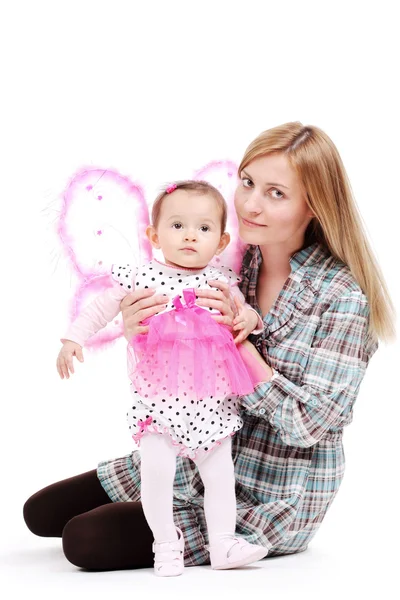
[120,288,169,340]
[57,341,84,379]
[195,280,235,327]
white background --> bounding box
[1,1,399,598]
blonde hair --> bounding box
[239,122,396,342]
[152,180,227,233]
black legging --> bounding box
[23,469,154,571]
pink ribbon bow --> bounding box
[172,288,204,325]
[137,416,153,432]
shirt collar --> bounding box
[289,242,328,272]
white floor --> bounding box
[1,529,396,600]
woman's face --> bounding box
[234,153,314,249]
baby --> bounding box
[57,180,268,576]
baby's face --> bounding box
[149,190,229,269]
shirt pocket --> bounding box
[265,283,316,347]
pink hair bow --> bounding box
[166,183,177,194]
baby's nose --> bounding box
[184,230,197,241]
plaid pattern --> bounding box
[98,242,378,564]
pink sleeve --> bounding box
[61,261,138,347]
[61,284,127,347]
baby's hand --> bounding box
[56,341,84,379]
[232,297,259,345]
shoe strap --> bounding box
[154,549,183,563]
[227,538,244,557]
[207,537,247,556]
[152,539,182,553]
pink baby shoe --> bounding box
[152,527,185,577]
[208,537,268,570]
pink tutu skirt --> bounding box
[127,288,256,401]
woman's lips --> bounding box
[241,217,267,228]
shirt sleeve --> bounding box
[239,291,378,448]
[62,264,134,347]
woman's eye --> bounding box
[242,178,253,188]
[270,188,284,199]
[200,225,210,232]
[172,223,182,229]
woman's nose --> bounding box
[244,191,263,214]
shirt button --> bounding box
[259,408,266,415]
[312,399,319,407]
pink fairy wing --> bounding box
[57,167,152,349]
[58,167,151,278]
[193,160,246,274]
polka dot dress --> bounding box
[112,258,244,460]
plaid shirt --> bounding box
[98,242,378,564]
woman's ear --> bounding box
[305,194,316,219]
[215,232,230,255]
[146,225,161,249]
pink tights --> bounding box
[140,434,236,545]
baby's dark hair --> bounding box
[151,180,228,233]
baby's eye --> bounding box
[242,178,253,188]
[200,225,210,232]
[172,223,183,229]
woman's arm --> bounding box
[239,291,378,448]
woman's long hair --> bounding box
[238,122,395,342]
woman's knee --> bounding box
[62,503,154,571]
[62,513,98,569]
[23,490,59,537]
[23,494,40,535]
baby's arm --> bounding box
[57,264,134,379]
[57,285,126,379]
[61,284,126,347]
[230,285,263,345]
[210,265,263,342]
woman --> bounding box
[24,122,395,571]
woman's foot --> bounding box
[152,527,185,577]
[208,537,268,570]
